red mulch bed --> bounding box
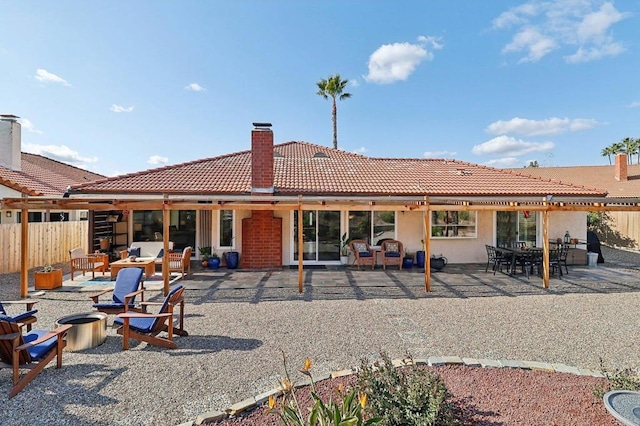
[206,365,617,425]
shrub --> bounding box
[356,353,460,426]
[594,358,640,398]
[268,351,381,426]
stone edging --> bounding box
[181,356,605,426]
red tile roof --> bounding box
[0,153,105,196]
[71,142,605,198]
[506,164,640,198]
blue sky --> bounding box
[1,1,638,177]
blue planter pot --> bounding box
[208,257,220,270]
[226,251,239,269]
[416,251,426,268]
[402,258,414,269]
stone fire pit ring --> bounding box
[55,312,107,351]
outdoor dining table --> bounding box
[495,247,544,276]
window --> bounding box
[49,212,69,222]
[431,211,477,238]
[219,210,234,248]
[132,210,196,251]
[347,211,396,245]
[17,212,43,223]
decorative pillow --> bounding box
[352,242,367,252]
[385,242,399,253]
[157,249,164,258]
[128,247,141,257]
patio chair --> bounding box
[168,246,192,278]
[90,268,145,315]
[349,240,376,270]
[485,245,512,275]
[0,300,38,332]
[69,247,107,280]
[114,285,188,350]
[380,239,404,270]
[0,316,71,398]
[550,246,569,276]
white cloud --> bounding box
[423,150,457,158]
[185,83,206,92]
[628,101,640,108]
[148,155,168,165]
[472,135,555,156]
[35,69,70,86]
[18,118,42,134]
[485,117,601,136]
[493,1,630,63]
[364,35,443,84]
[22,142,98,166]
[110,104,134,113]
[349,79,360,88]
[352,147,367,154]
[485,157,521,167]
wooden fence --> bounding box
[0,221,89,273]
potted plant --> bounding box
[198,246,211,268]
[403,252,414,269]
[208,252,220,270]
[35,265,63,290]
[339,233,350,265]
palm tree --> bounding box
[621,137,637,164]
[601,146,614,164]
[316,74,352,149]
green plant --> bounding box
[42,265,53,273]
[340,233,350,256]
[356,353,460,426]
[404,252,414,260]
[594,358,640,398]
[198,246,211,259]
[268,350,381,426]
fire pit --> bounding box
[54,312,107,351]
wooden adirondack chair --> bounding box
[90,268,145,315]
[0,318,71,398]
[0,300,38,332]
[114,285,188,350]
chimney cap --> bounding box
[0,114,20,122]
[252,122,272,129]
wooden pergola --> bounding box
[4,192,639,298]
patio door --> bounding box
[496,211,537,247]
[293,210,340,263]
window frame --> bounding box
[431,210,477,239]
[347,210,396,245]
[217,209,235,249]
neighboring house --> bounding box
[0,115,105,223]
[33,122,606,269]
[509,154,640,249]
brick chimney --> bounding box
[242,122,282,269]
[615,153,628,181]
[251,122,274,195]
[0,114,21,171]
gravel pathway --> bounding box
[0,247,638,425]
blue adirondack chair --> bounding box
[0,300,38,332]
[90,268,145,315]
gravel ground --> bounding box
[0,246,639,425]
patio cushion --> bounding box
[127,247,141,257]
[10,310,38,323]
[0,314,15,322]
[384,252,401,257]
[23,329,58,360]
[114,315,155,333]
[352,242,367,252]
[359,252,373,257]
[385,242,399,253]
[157,249,164,258]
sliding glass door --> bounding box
[496,211,537,247]
[293,210,340,262]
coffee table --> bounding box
[110,258,156,280]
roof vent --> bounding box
[313,151,329,158]
[0,114,19,122]
[274,151,284,158]
[252,122,272,129]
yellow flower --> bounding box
[358,392,368,408]
[280,378,293,392]
[268,394,277,410]
[336,383,344,394]
[300,357,312,376]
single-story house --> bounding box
[509,154,640,249]
[0,114,105,223]
[10,121,640,295]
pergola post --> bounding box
[542,209,550,289]
[20,206,28,298]
[162,203,170,296]
[297,203,303,293]
[424,198,431,292]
